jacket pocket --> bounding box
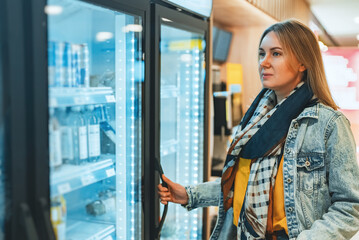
[296,153,326,228]
[296,153,325,195]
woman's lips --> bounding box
[262,73,273,79]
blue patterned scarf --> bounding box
[221,82,313,239]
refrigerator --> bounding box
[46,0,146,239]
[0,0,210,239]
[149,3,211,240]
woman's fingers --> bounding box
[158,183,171,202]
[157,184,168,192]
[160,196,171,201]
[158,175,185,205]
[158,191,170,198]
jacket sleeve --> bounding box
[297,114,359,240]
[183,178,221,211]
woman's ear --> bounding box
[299,64,306,72]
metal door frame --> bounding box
[149,3,210,239]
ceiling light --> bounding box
[161,18,173,22]
[44,5,63,15]
[96,32,113,42]
[355,17,359,24]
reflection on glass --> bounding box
[160,24,206,239]
[47,0,143,239]
[164,0,212,17]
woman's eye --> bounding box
[273,52,281,56]
[259,52,265,57]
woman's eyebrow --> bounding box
[258,47,283,51]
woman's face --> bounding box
[258,31,306,99]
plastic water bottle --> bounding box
[94,105,103,122]
[57,107,74,164]
[69,106,88,165]
[99,105,115,143]
[86,105,101,162]
[49,108,62,169]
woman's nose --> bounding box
[260,55,270,68]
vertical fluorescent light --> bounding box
[116,14,127,240]
[130,30,135,240]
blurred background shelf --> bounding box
[49,87,115,107]
[50,156,115,197]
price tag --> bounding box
[57,183,71,194]
[106,168,115,177]
[106,95,116,103]
[103,236,113,240]
[81,174,94,186]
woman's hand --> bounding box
[157,174,189,205]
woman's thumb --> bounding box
[162,174,173,186]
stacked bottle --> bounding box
[86,105,101,162]
[57,107,74,164]
[70,106,88,165]
[52,106,102,166]
[48,41,90,88]
[49,108,62,169]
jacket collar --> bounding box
[239,83,314,159]
[296,102,319,120]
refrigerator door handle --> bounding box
[19,203,39,240]
[37,198,56,240]
[155,157,168,238]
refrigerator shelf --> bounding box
[49,87,115,107]
[66,219,115,240]
[50,156,115,197]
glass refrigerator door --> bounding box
[160,24,206,239]
[47,0,143,239]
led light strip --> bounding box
[116,14,127,240]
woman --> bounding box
[158,19,359,240]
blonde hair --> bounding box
[259,19,338,110]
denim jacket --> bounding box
[184,103,359,239]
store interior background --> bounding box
[207,0,359,238]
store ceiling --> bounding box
[212,0,359,47]
[307,0,359,46]
[212,0,276,28]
